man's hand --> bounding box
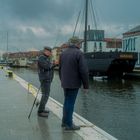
[82,89,89,94]
[53,60,59,65]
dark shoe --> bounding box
[65,124,80,131]
[35,101,40,107]
[43,110,50,114]
[38,109,50,114]
[38,112,49,118]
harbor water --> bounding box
[13,68,140,140]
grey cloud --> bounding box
[8,0,47,20]
[0,0,140,52]
[5,0,81,22]
[96,0,140,24]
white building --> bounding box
[123,25,140,67]
[81,29,122,52]
[81,38,122,52]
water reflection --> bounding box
[77,77,139,140]
[89,78,136,100]
[79,92,89,119]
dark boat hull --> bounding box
[84,52,138,77]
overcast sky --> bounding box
[0,0,140,53]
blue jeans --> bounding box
[62,88,79,127]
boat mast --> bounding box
[6,31,9,65]
[84,0,88,53]
[6,31,8,54]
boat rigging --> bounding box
[72,0,138,78]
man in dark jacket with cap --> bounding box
[59,37,89,130]
[38,46,57,117]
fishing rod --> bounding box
[28,85,41,119]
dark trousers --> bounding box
[62,88,79,127]
[38,80,51,113]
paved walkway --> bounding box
[0,68,117,140]
[0,69,82,140]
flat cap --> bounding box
[68,36,81,45]
[44,46,52,52]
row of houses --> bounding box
[2,51,40,67]
[2,45,67,68]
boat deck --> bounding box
[0,68,117,140]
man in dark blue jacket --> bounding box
[38,46,57,117]
[59,37,89,130]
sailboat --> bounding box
[79,0,138,78]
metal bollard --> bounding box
[28,83,31,94]
[0,66,3,69]
[7,70,13,78]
